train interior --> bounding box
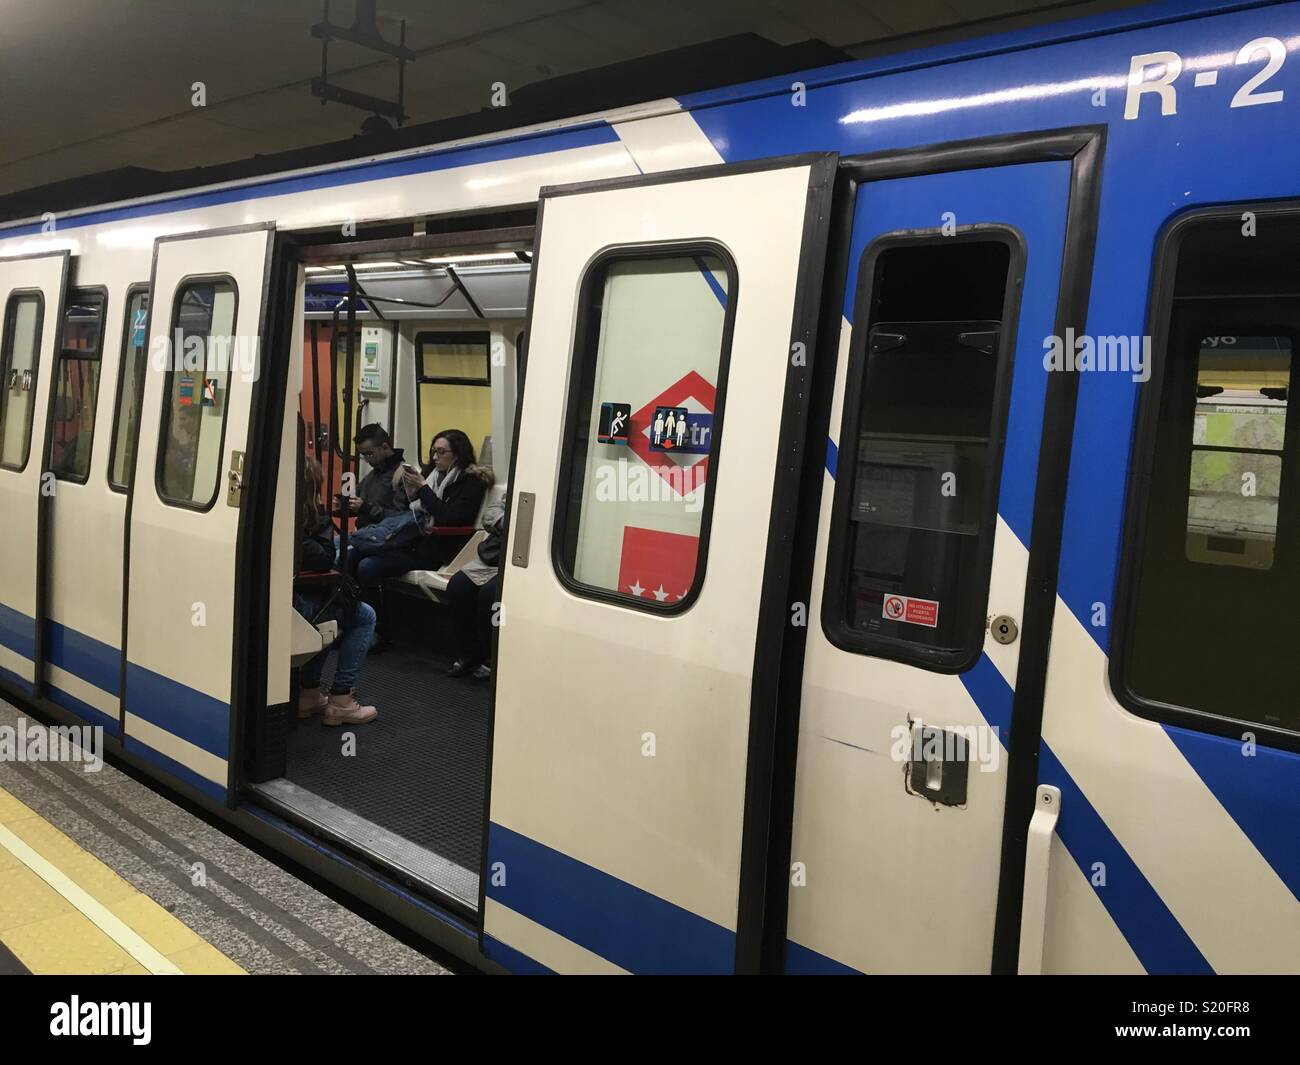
[248,221,532,913]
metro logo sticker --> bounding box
[882,594,939,628]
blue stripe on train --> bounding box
[487,822,736,974]
[125,662,230,759]
[784,939,863,975]
[48,684,120,738]
[45,620,120,697]
[482,935,556,975]
[0,123,622,238]
[0,663,33,695]
[1164,726,1300,902]
[0,603,36,662]
[965,660,1213,974]
[124,733,226,802]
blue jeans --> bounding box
[294,592,377,693]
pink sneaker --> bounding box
[323,691,378,726]
[298,686,328,719]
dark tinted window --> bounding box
[1122,210,1298,739]
[51,289,107,482]
[823,235,1019,671]
[109,287,150,489]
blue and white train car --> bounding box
[0,0,1295,974]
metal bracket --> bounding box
[227,450,245,508]
[511,492,535,567]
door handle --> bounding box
[1017,784,1061,975]
[511,491,535,567]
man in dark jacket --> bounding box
[348,424,407,528]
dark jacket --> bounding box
[300,515,335,573]
[410,464,493,529]
[355,448,407,527]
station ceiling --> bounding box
[0,0,1150,197]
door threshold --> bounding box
[249,778,479,913]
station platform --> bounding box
[0,700,448,975]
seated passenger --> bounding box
[344,423,408,528]
[444,499,506,680]
[349,429,492,590]
[297,455,379,726]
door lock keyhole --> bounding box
[991,614,1019,645]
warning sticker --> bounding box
[882,594,939,628]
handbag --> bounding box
[347,509,420,559]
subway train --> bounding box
[0,0,1296,975]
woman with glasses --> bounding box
[398,428,493,569]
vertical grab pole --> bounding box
[337,274,358,572]
[308,317,323,466]
[326,304,340,534]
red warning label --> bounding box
[882,594,939,628]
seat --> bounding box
[392,482,506,603]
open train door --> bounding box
[124,224,274,802]
[486,156,835,973]
[0,251,69,696]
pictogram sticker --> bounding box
[882,593,939,628]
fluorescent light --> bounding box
[422,253,520,265]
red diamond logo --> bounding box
[627,371,715,497]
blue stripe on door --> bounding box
[0,664,32,695]
[487,822,736,974]
[784,938,863,975]
[482,935,556,975]
[1037,742,1213,973]
[45,620,120,697]
[0,603,36,661]
[48,685,120,737]
[960,654,1212,973]
[125,662,230,759]
[123,734,226,802]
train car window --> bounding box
[50,288,107,482]
[417,330,490,384]
[415,330,491,464]
[1119,208,1299,740]
[156,278,238,509]
[553,246,736,612]
[821,232,1021,672]
[109,286,150,490]
[0,292,46,471]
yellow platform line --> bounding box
[0,785,244,975]
[0,819,183,974]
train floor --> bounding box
[254,637,490,912]
[0,699,447,975]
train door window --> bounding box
[109,286,150,490]
[821,233,1020,671]
[157,278,238,508]
[1119,208,1299,740]
[553,247,736,611]
[0,292,45,470]
[416,330,490,465]
[51,288,107,482]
